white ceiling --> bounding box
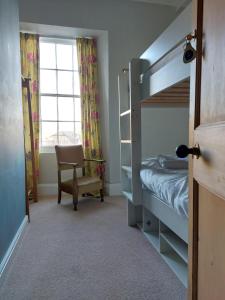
[132,0,190,9]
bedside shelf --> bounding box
[120,109,131,117]
[121,165,132,173]
[121,140,131,144]
[122,191,133,202]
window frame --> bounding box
[39,37,81,152]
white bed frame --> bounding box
[119,4,192,287]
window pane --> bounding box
[75,98,81,121]
[41,96,57,121]
[58,71,73,95]
[73,45,79,71]
[75,122,82,144]
[41,122,58,146]
[56,44,73,70]
[58,122,75,145]
[58,97,74,121]
[40,42,56,69]
[40,70,57,93]
[74,71,80,95]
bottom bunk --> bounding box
[124,155,189,287]
[128,191,188,287]
[140,191,188,287]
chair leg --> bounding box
[58,189,62,204]
[73,191,78,211]
[73,203,78,211]
[100,189,104,202]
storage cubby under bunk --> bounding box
[137,205,188,286]
[142,191,188,287]
[119,3,192,288]
[135,202,188,286]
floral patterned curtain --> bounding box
[20,33,39,197]
[76,38,102,177]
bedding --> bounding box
[140,156,188,218]
[158,155,188,169]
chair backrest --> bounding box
[55,145,84,170]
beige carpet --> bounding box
[0,196,186,300]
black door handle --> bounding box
[176,144,201,158]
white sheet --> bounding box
[140,156,188,218]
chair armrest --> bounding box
[84,158,105,182]
[84,159,105,163]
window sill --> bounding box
[39,147,56,154]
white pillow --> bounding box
[158,155,188,169]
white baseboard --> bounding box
[0,216,28,278]
[38,183,58,196]
[38,183,122,197]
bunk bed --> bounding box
[119,4,192,287]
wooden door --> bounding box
[189,0,225,299]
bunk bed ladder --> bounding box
[119,58,143,226]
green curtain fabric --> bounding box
[76,38,103,177]
[20,33,39,195]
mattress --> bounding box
[140,156,188,218]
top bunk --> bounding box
[138,3,192,105]
[141,78,190,106]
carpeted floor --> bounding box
[0,196,186,300]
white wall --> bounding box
[19,0,177,195]
[142,106,189,158]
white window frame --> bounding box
[39,37,81,153]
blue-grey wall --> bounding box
[0,0,26,264]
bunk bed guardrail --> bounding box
[140,31,196,84]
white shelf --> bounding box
[121,140,131,144]
[143,231,159,251]
[121,165,132,173]
[161,251,188,288]
[120,109,131,117]
[160,232,188,263]
[122,191,133,202]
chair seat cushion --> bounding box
[61,176,102,194]
[77,176,101,186]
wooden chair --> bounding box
[55,145,105,211]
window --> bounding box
[39,38,81,149]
